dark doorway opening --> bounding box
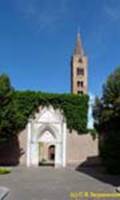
[48,145,55,161]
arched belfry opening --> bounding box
[26,106,67,168]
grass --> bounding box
[0,167,11,175]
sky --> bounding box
[0,0,120,96]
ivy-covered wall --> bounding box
[0,73,89,145]
[13,91,89,134]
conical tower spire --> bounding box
[74,32,84,56]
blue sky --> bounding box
[0,0,120,96]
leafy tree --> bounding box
[93,67,120,174]
[0,74,15,142]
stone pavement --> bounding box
[0,187,9,200]
[0,166,120,200]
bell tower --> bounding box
[71,33,88,94]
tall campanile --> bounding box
[71,33,88,94]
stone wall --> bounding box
[18,128,27,165]
[17,128,99,167]
[66,130,98,166]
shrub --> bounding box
[0,167,11,174]
[93,67,120,174]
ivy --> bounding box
[13,91,89,134]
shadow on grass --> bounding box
[76,156,120,187]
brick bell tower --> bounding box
[71,33,88,94]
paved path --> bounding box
[0,166,119,200]
[0,187,9,200]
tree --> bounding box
[0,74,15,142]
[93,67,120,174]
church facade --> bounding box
[17,34,98,168]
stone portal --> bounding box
[26,106,67,168]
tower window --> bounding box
[77,91,83,94]
[77,81,84,87]
[79,58,82,63]
[77,68,84,75]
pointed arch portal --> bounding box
[26,106,67,168]
[38,127,56,166]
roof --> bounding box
[74,33,84,56]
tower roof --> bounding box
[74,33,84,56]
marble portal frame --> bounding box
[26,107,67,168]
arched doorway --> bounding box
[38,129,56,166]
[38,144,55,166]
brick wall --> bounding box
[66,130,98,166]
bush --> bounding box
[93,67,120,174]
[99,130,120,174]
[0,167,11,174]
